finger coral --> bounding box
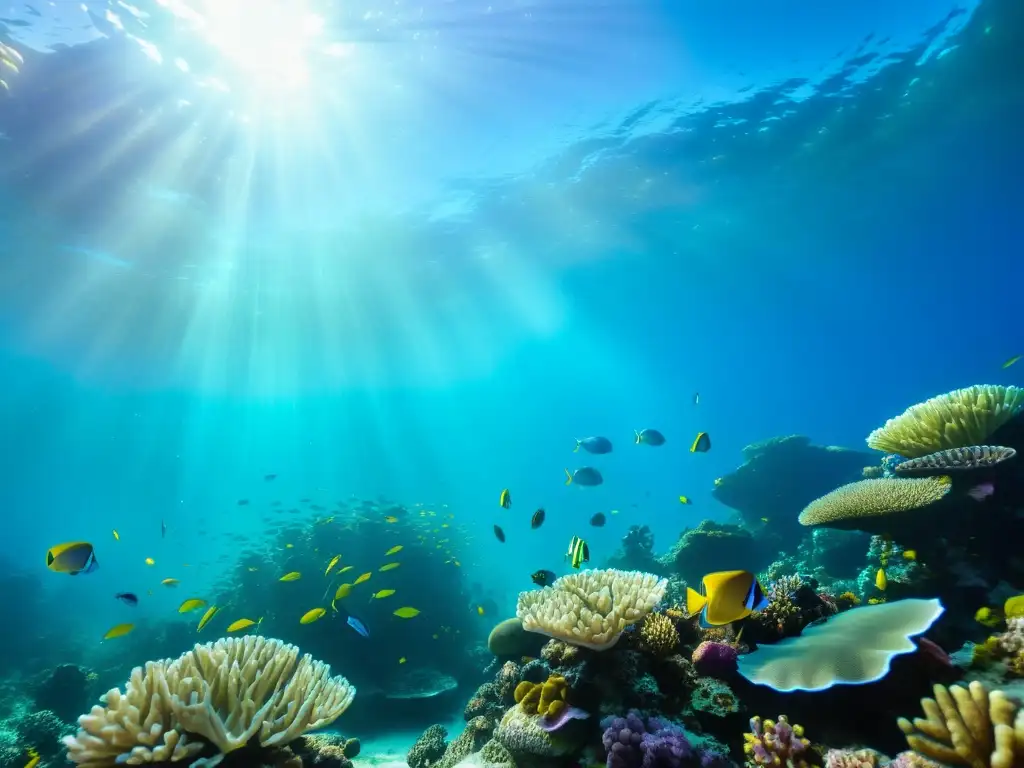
[63,636,356,767]
[897,681,1024,768]
[640,612,680,657]
[893,446,1017,476]
[737,598,944,692]
[798,477,952,531]
[745,715,813,768]
[516,568,667,651]
[867,385,1024,458]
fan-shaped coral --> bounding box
[736,598,944,692]
[516,568,667,651]
[897,681,1024,768]
[798,477,952,531]
[867,385,1024,458]
[63,636,355,767]
[892,446,1017,476]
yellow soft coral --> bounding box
[897,681,1024,768]
[513,675,569,717]
[867,385,1024,458]
[640,613,680,657]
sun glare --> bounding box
[192,0,324,94]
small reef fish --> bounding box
[494,525,506,543]
[354,572,372,585]
[476,605,485,615]
[24,748,40,768]
[590,513,606,527]
[693,392,699,405]
[161,519,167,538]
[237,499,249,506]
[145,557,155,566]
[115,592,138,606]
[1003,354,1021,369]
[161,578,180,587]
[346,613,370,637]
[46,542,98,575]
[379,562,401,572]
[565,536,590,569]
[500,489,512,509]
[338,565,354,574]
[334,583,353,602]
[532,569,556,587]
[112,529,120,541]
[968,483,995,501]
[280,572,301,582]
[574,436,613,454]
[370,589,396,600]
[178,598,206,613]
[875,568,888,591]
[564,467,603,487]
[227,617,262,633]
[531,508,546,529]
[679,496,692,505]
[975,606,1003,628]
[264,473,278,481]
[384,516,398,523]
[690,432,711,453]
[394,607,420,618]
[103,623,135,640]
[325,555,341,576]
[197,605,220,631]
[634,428,666,446]
[300,608,326,625]
[686,570,768,628]
[903,550,917,561]
[399,657,407,664]
[384,545,403,556]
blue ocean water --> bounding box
[1,0,1023,765]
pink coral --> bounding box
[691,641,738,679]
[744,715,811,768]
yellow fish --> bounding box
[975,606,1003,628]
[398,657,406,664]
[875,568,888,591]
[103,623,135,640]
[371,589,396,600]
[161,578,180,587]
[24,748,40,768]
[354,572,372,585]
[903,550,917,561]
[300,607,327,625]
[394,607,421,619]
[499,488,511,508]
[112,529,120,541]
[45,542,98,575]
[178,599,206,613]
[385,545,403,556]
[145,557,155,566]
[280,572,301,582]
[1003,354,1021,369]
[686,570,767,627]
[476,605,485,615]
[678,496,691,505]
[338,565,354,574]
[285,544,294,549]
[325,555,341,576]
[334,583,352,601]
[379,562,401,572]
[385,516,398,523]
[227,617,261,633]
[197,605,219,631]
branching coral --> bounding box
[516,568,667,651]
[63,636,355,767]
[866,385,1024,458]
[640,613,680,658]
[798,477,952,531]
[744,715,813,768]
[894,446,1017,476]
[897,681,1024,768]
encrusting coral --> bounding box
[516,568,667,651]
[897,681,1024,768]
[798,477,952,532]
[744,715,814,768]
[63,636,355,767]
[893,446,1017,476]
[640,612,680,657]
[866,385,1024,458]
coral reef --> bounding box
[494,702,581,758]
[63,636,355,767]
[488,618,546,659]
[641,613,681,658]
[798,477,952,534]
[691,642,738,680]
[866,385,1024,458]
[517,568,667,651]
[408,724,449,768]
[893,447,1017,476]
[32,664,94,725]
[601,710,724,768]
[744,715,815,768]
[660,521,772,585]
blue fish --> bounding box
[564,467,603,487]
[574,436,613,454]
[635,428,666,446]
[346,614,370,638]
[115,592,138,606]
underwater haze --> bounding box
[2,0,1024,767]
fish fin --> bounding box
[574,440,580,453]
[564,469,572,485]
[752,594,769,612]
[686,587,706,616]
[634,430,641,444]
[701,570,746,591]
[698,606,713,629]
[582,543,590,562]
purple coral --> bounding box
[601,711,714,768]
[691,641,738,679]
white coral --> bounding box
[516,568,667,651]
[64,636,355,767]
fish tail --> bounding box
[686,587,706,617]
[573,440,580,453]
[634,430,641,444]
[564,469,572,485]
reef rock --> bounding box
[659,520,772,585]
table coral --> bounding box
[798,477,952,533]
[744,715,814,768]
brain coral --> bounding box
[516,568,667,651]
[867,385,1024,458]
[798,477,952,531]
[63,636,355,767]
